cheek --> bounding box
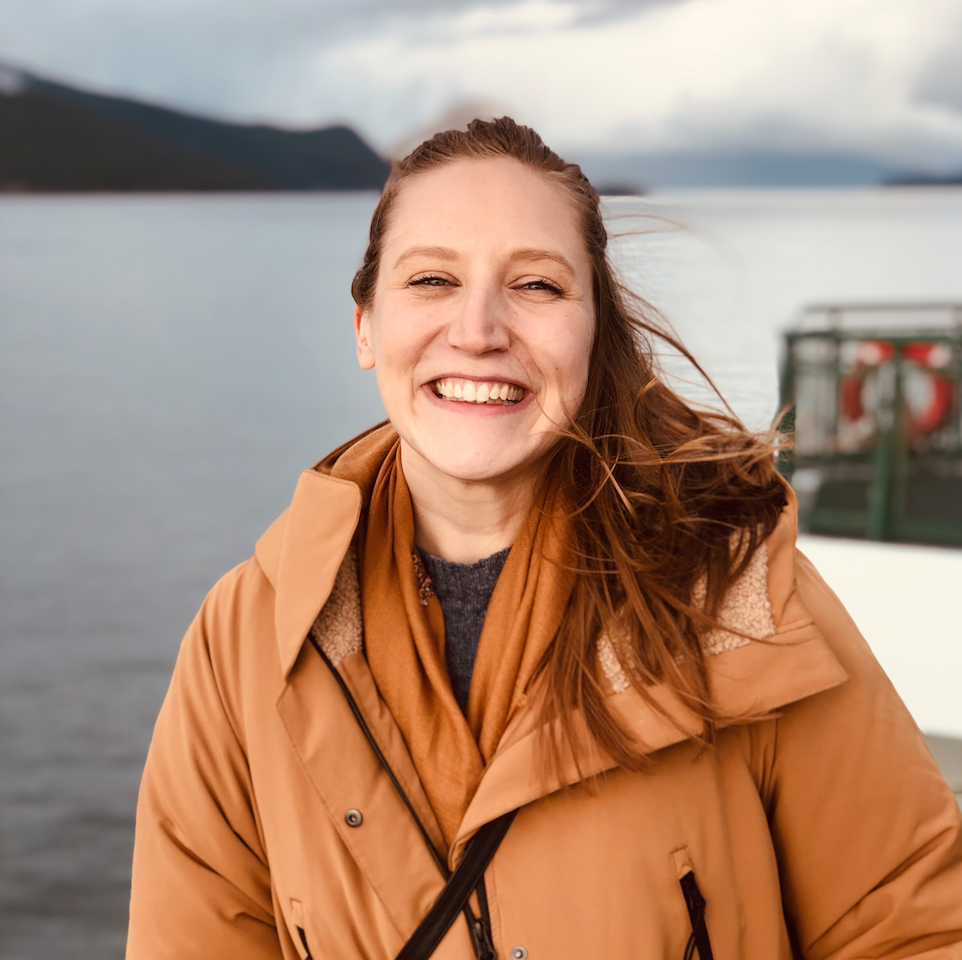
[567,354,592,411]
[371,307,435,382]
[560,312,594,403]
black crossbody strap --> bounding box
[311,632,516,960]
[395,810,517,960]
[680,871,714,960]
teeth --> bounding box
[434,379,524,404]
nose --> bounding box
[446,282,510,355]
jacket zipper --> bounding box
[679,871,714,960]
[310,635,497,959]
[470,875,497,960]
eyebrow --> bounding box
[507,248,576,275]
[392,245,459,269]
[392,245,576,275]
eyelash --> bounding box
[522,277,564,295]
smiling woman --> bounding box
[353,157,594,559]
[126,119,962,960]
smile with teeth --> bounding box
[434,378,525,404]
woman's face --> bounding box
[354,157,595,488]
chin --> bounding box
[439,461,520,484]
[431,451,521,484]
[406,435,542,486]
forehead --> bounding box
[382,157,589,266]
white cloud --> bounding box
[322,0,962,165]
[2,0,962,167]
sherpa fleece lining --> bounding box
[311,543,777,695]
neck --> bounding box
[400,442,539,563]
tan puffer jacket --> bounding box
[126,467,962,960]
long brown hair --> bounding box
[352,117,787,767]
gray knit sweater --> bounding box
[419,547,510,715]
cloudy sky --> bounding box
[2,0,962,169]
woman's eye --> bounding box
[520,278,564,295]
[409,275,449,287]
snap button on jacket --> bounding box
[127,469,962,960]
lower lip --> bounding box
[421,383,531,414]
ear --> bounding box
[354,304,375,370]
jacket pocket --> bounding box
[670,848,714,960]
[290,899,313,960]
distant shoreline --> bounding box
[4,64,961,193]
[0,185,387,195]
[1,66,390,193]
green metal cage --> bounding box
[779,303,962,546]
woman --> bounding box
[127,118,962,960]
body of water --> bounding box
[2,189,961,958]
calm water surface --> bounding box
[2,189,961,958]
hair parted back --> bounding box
[353,117,787,769]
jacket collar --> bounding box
[255,470,362,679]
[256,467,849,863]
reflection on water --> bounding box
[2,190,961,958]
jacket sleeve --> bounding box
[769,553,962,959]
[126,563,286,960]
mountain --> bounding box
[6,63,955,193]
[0,66,390,192]
[575,149,907,192]
[883,171,962,187]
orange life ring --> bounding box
[839,340,953,437]
[839,340,893,424]
[839,374,868,423]
[902,341,953,436]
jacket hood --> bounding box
[255,469,362,678]
[254,423,395,676]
